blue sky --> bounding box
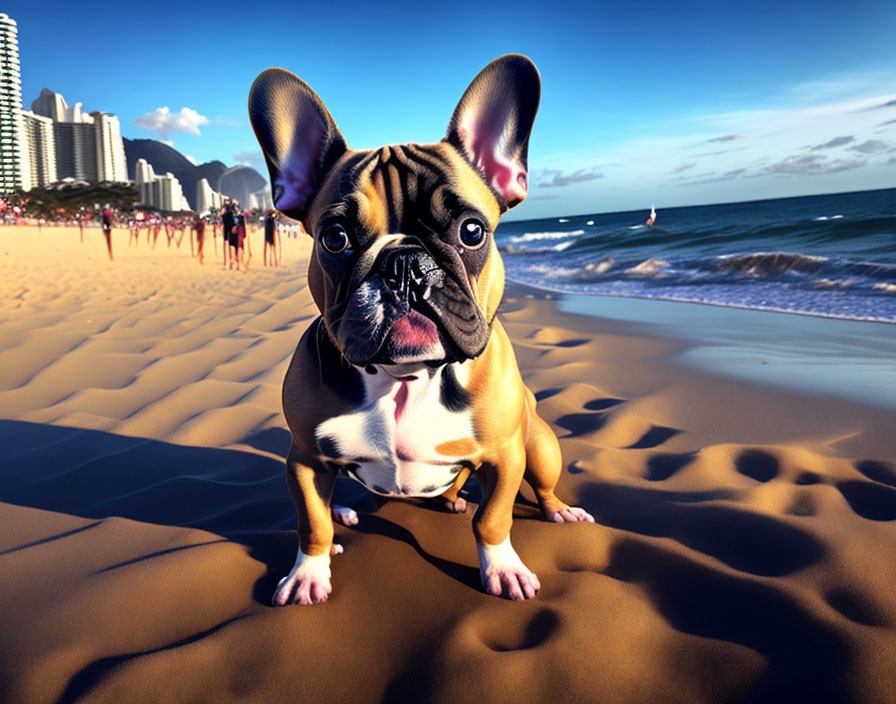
[9,0,896,219]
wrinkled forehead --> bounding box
[307,142,502,238]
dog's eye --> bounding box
[459,218,486,250]
[321,224,349,254]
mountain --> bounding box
[122,138,229,209]
[217,165,268,209]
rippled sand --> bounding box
[1,226,895,703]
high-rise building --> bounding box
[0,13,27,195]
[249,184,274,212]
[20,110,56,189]
[92,111,127,183]
[195,177,224,214]
[135,158,190,212]
[31,88,128,185]
[31,87,67,122]
[54,121,98,182]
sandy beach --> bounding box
[1,225,895,703]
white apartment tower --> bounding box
[195,177,224,214]
[92,111,127,182]
[31,86,67,122]
[0,13,27,194]
[21,110,56,188]
[135,158,190,212]
[31,88,128,185]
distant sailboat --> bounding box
[646,205,656,226]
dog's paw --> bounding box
[331,504,359,526]
[546,505,595,523]
[272,551,332,606]
[477,538,541,600]
[441,496,468,514]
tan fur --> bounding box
[280,140,586,599]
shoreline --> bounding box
[506,276,896,325]
[504,281,896,410]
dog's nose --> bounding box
[379,248,445,303]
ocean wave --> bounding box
[525,263,582,279]
[508,229,585,243]
[497,213,896,258]
[711,252,828,276]
[810,278,853,290]
[626,258,670,276]
[494,189,896,322]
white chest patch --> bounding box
[314,363,477,497]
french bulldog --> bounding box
[248,54,594,605]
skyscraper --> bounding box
[0,13,27,195]
[31,86,67,122]
[31,88,128,186]
[135,158,190,212]
[92,111,127,182]
[53,121,97,182]
[196,177,224,215]
[21,110,56,188]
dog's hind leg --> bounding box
[522,389,595,524]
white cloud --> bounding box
[134,107,210,135]
[521,69,896,215]
[185,154,198,165]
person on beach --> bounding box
[263,210,280,266]
[221,199,235,269]
[210,207,219,257]
[174,217,186,248]
[101,204,114,261]
[229,201,242,270]
[151,214,161,249]
[236,205,250,270]
[192,214,206,265]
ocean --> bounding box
[495,188,896,323]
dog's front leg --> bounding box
[474,445,541,600]
[273,443,337,606]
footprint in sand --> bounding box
[854,459,896,488]
[836,480,896,521]
[644,452,695,481]
[626,425,681,450]
[478,608,560,652]
[734,449,781,483]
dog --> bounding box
[248,54,594,605]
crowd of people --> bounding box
[118,198,282,269]
[119,198,292,269]
[0,195,306,268]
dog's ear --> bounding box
[249,69,347,221]
[445,55,540,211]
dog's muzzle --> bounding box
[377,247,446,304]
